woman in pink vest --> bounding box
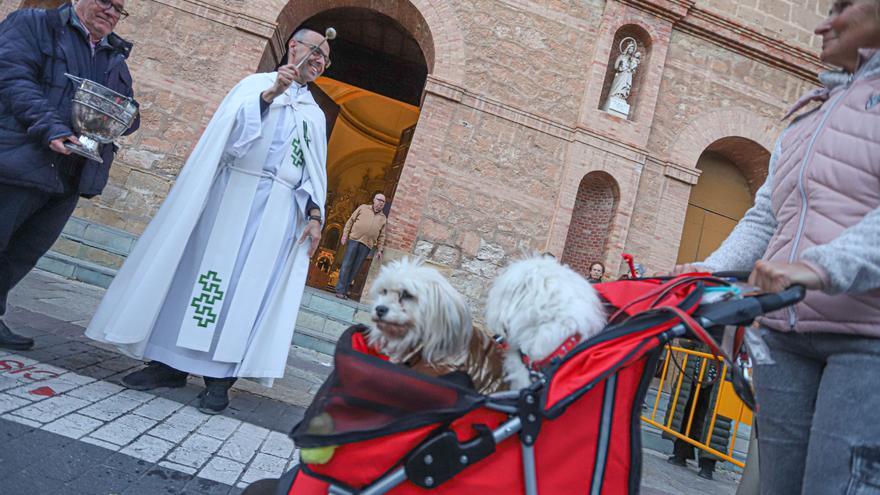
[674,2,880,492]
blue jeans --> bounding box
[335,240,371,295]
[753,328,880,495]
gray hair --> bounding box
[292,29,319,42]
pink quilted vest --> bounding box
[761,59,880,335]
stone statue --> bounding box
[602,37,642,119]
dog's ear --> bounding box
[420,277,473,367]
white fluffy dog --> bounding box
[486,255,607,389]
[367,258,473,376]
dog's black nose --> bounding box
[375,305,388,318]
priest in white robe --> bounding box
[85,29,332,414]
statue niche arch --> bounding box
[561,171,620,279]
[599,25,652,120]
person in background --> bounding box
[588,261,605,283]
[335,192,387,299]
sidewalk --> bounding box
[0,269,741,494]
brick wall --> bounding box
[561,172,619,277]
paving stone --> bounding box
[120,434,175,462]
[13,394,89,422]
[241,453,288,483]
[198,456,246,486]
[90,414,158,445]
[117,388,156,403]
[0,392,31,414]
[166,445,213,469]
[260,430,295,459]
[6,372,86,399]
[43,413,104,439]
[78,393,143,421]
[98,356,142,372]
[133,396,183,421]
[159,460,198,475]
[148,422,193,443]
[165,406,210,432]
[182,433,223,454]
[80,435,121,451]
[198,414,242,441]
[1,413,42,428]
[217,425,268,464]
[66,380,124,401]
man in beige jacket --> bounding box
[335,193,387,299]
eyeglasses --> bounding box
[95,0,129,20]
[299,41,332,69]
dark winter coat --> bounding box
[0,4,139,197]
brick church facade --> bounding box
[1,0,825,309]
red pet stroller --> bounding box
[278,274,804,494]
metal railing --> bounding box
[641,344,752,468]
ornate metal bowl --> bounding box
[65,73,138,161]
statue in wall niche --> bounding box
[602,37,642,119]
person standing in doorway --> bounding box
[335,193,387,299]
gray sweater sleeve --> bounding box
[801,206,880,294]
[697,138,781,273]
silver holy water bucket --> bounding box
[64,73,138,162]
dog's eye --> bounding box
[400,290,414,301]
[381,289,387,295]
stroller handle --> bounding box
[754,285,806,313]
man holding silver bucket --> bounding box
[0,0,139,350]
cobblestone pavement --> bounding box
[0,270,741,494]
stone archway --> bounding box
[268,5,438,300]
[257,0,465,86]
[677,137,770,264]
[668,108,778,171]
[561,171,620,278]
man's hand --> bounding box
[49,135,81,155]
[299,219,322,258]
[340,235,347,246]
[262,64,300,102]
[748,260,824,294]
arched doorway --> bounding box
[676,138,770,264]
[279,8,429,300]
[561,171,619,278]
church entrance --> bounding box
[676,138,770,265]
[291,8,429,300]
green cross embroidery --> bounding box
[291,136,305,168]
[190,270,224,328]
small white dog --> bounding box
[367,258,473,376]
[485,255,607,389]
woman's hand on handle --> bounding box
[748,260,824,293]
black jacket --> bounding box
[0,4,139,197]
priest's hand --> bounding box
[262,64,299,102]
[299,219,322,258]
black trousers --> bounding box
[673,379,718,471]
[335,240,371,295]
[0,181,79,316]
